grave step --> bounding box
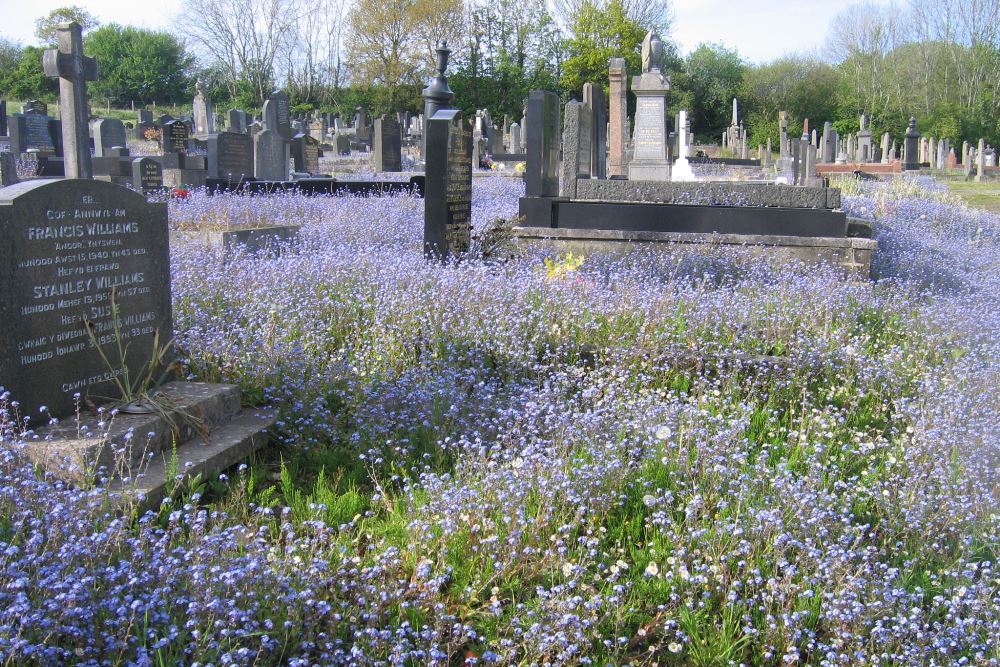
[27,381,248,482]
[109,407,274,510]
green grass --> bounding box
[944,180,1000,212]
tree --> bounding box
[553,0,673,36]
[180,0,301,104]
[450,0,559,117]
[0,45,58,101]
[345,0,463,110]
[35,6,100,44]
[674,43,746,143]
[85,25,193,106]
[560,0,647,97]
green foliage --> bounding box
[559,0,645,98]
[0,46,57,102]
[34,5,100,44]
[674,43,746,143]
[85,25,193,106]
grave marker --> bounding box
[132,157,163,192]
[253,129,287,181]
[525,90,560,197]
[42,22,97,179]
[208,131,254,182]
[262,91,291,141]
[373,117,402,172]
[93,118,127,157]
[291,133,319,175]
[424,109,471,259]
[0,178,171,419]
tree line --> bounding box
[1,0,997,148]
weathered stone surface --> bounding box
[373,117,402,172]
[93,118,128,157]
[132,157,163,192]
[525,90,560,197]
[424,109,472,259]
[574,178,839,209]
[253,129,287,181]
[208,131,254,182]
[513,225,877,278]
[0,179,171,420]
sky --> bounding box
[1,0,894,65]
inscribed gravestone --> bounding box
[132,157,163,193]
[227,108,247,133]
[291,134,319,174]
[559,101,591,198]
[163,120,189,153]
[262,91,292,141]
[525,90,560,197]
[0,100,7,137]
[208,131,254,182]
[93,118,128,157]
[424,109,471,259]
[629,32,670,181]
[9,114,58,153]
[254,129,287,181]
[0,178,171,419]
[336,133,350,155]
[373,117,402,172]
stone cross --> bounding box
[43,22,97,179]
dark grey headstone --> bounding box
[163,120,189,153]
[93,118,128,157]
[424,109,471,259]
[23,100,48,115]
[253,129,286,181]
[336,134,350,155]
[137,109,153,125]
[9,114,57,153]
[373,117,402,172]
[227,108,247,133]
[208,132,254,182]
[583,82,606,179]
[262,91,291,141]
[0,100,7,137]
[132,157,163,192]
[291,133,319,175]
[0,151,19,186]
[0,179,171,420]
[525,90,560,197]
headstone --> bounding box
[903,117,920,171]
[0,100,7,137]
[92,118,127,157]
[291,133,319,175]
[9,113,58,154]
[163,120,189,153]
[0,152,20,186]
[0,178,171,419]
[307,117,325,143]
[42,22,97,179]
[582,82,607,179]
[821,121,835,163]
[262,91,291,141]
[373,117,402,172]
[132,157,163,193]
[336,133,350,155]
[208,131,254,182]
[608,58,628,177]
[671,109,696,182]
[629,32,671,182]
[253,129,287,181]
[778,111,789,159]
[227,108,247,133]
[192,80,215,134]
[509,123,521,153]
[559,101,592,198]
[423,109,471,259]
[976,138,985,182]
[524,90,560,197]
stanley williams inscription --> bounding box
[0,179,172,419]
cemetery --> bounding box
[1,5,999,664]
